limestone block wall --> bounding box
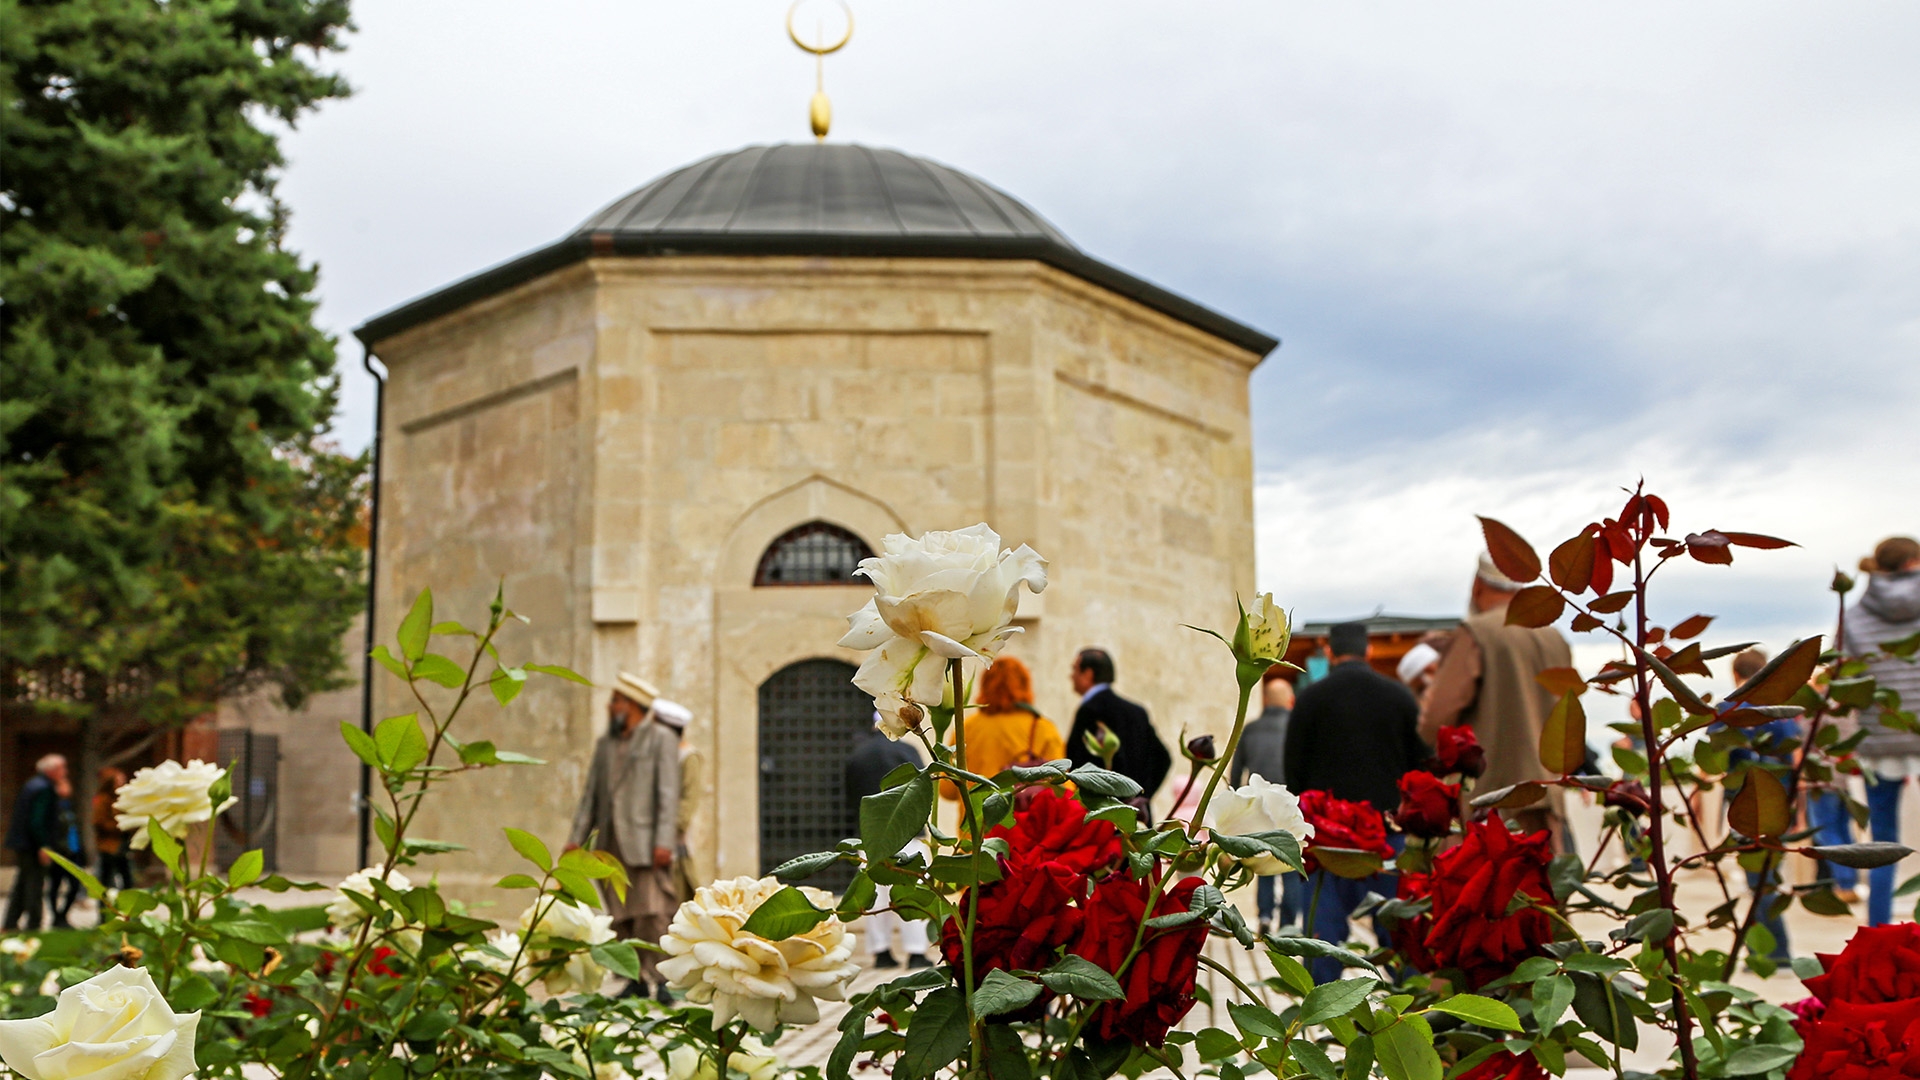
[363,255,1262,894]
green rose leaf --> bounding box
[860,774,934,867]
[1373,1015,1441,1080]
[397,588,433,661]
[900,986,971,1079]
[227,849,265,890]
[739,884,831,941]
[1299,977,1378,1026]
[1426,993,1521,1032]
[411,653,467,689]
[972,968,1043,1020]
[1037,955,1125,1001]
[1066,765,1142,798]
[503,828,553,872]
[771,850,846,881]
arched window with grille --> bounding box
[752,522,874,586]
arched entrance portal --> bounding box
[757,658,870,891]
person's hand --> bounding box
[36,849,50,867]
[653,846,673,869]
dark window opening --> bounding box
[753,522,873,586]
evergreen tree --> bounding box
[1,0,363,853]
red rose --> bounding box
[1789,997,1920,1080]
[1456,1049,1549,1080]
[1804,924,1920,1006]
[942,790,1124,978]
[941,860,1085,975]
[1408,818,1557,986]
[367,946,400,978]
[1072,876,1207,1047]
[1389,870,1436,972]
[1434,725,1486,779]
[1298,790,1395,874]
[991,787,1122,876]
[1393,772,1461,838]
[243,990,273,1018]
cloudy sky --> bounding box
[280,1,1919,686]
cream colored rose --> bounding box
[1241,593,1291,666]
[658,875,860,1031]
[461,929,525,977]
[664,1035,779,1080]
[1,936,40,962]
[112,759,237,850]
[519,899,616,996]
[0,965,199,1080]
[1206,774,1313,875]
[839,524,1047,737]
[325,866,415,930]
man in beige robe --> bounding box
[1420,554,1574,847]
[568,672,682,1001]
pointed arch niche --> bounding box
[708,477,907,877]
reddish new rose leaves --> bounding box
[1073,876,1207,1047]
[1478,516,1541,584]
[1393,772,1461,839]
[1399,819,1557,987]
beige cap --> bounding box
[612,671,660,708]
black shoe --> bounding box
[907,954,932,969]
[654,981,675,1005]
[617,978,649,1000]
[871,950,899,969]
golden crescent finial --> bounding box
[786,0,853,56]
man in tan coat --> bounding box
[568,672,682,1001]
[1420,554,1574,846]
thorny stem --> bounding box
[1630,540,1701,1080]
[1189,680,1257,837]
[1664,759,1734,906]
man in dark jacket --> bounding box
[4,754,66,931]
[1232,670,1296,931]
[1064,648,1171,808]
[1285,624,1427,811]
[1284,623,1426,982]
[845,713,929,967]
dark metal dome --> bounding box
[577,144,1076,246]
[356,143,1275,355]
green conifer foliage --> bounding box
[1,0,364,847]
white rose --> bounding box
[326,866,415,930]
[0,965,199,1080]
[519,899,616,996]
[1241,593,1291,665]
[1,937,40,963]
[112,759,237,850]
[461,929,524,977]
[838,524,1047,737]
[1206,774,1313,875]
[658,876,860,1032]
[664,1035,779,1080]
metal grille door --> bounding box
[758,659,868,891]
[214,730,279,873]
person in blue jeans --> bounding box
[1808,788,1860,897]
[1844,537,1920,927]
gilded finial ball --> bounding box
[809,91,832,140]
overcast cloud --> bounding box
[279,1,1920,668]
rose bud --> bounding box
[1393,771,1461,839]
[1185,734,1217,762]
[1433,725,1487,779]
[1603,779,1650,816]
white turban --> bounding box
[1397,643,1441,686]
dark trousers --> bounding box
[1255,873,1302,926]
[1866,774,1906,926]
[4,856,47,931]
[1746,864,1791,961]
[98,851,134,891]
[47,860,80,926]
